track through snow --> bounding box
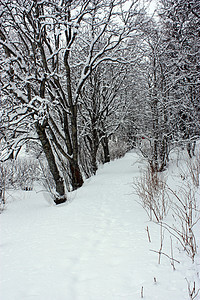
[0,151,199,300]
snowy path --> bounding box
[0,151,198,300]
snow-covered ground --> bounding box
[0,150,200,300]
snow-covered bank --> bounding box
[0,151,199,300]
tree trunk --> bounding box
[69,161,83,190]
[91,149,98,174]
[36,123,67,205]
[102,135,110,163]
[91,126,99,174]
[64,46,84,190]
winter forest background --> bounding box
[0,0,200,299]
[0,0,199,203]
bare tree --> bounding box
[130,22,174,172]
[0,0,144,203]
[158,0,200,155]
[79,62,128,174]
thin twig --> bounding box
[150,250,180,264]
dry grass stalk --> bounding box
[134,167,169,222]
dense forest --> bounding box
[0,0,199,204]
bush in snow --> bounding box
[108,138,130,161]
[134,167,170,222]
[163,185,199,263]
[135,148,200,263]
[0,158,40,210]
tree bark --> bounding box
[69,161,83,190]
[102,135,110,163]
[64,47,84,190]
[90,126,99,174]
[36,123,67,204]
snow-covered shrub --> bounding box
[134,167,170,222]
[0,159,40,191]
[13,159,40,190]
[108,139,130,160]
[162,184,199,263]
[137,147,200,263]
